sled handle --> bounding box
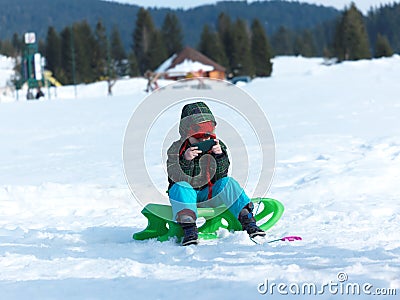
[251,198,284,232]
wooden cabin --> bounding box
[155,46,226,80]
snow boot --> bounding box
[239,203,266,238]
[177,210,198,246]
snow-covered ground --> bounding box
[0,54,399,299]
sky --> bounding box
[105,0,399,13]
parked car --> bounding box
[229,76,252,84]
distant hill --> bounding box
[0,0,340,49]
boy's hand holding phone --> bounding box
[184,139,222,160]
[184,146,202,161]
[211,140,222,155]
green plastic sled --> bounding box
[133,198,284,242]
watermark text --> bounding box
[257,272,397,296]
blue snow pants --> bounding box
[168,176,251,220]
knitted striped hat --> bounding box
[179,102,216,138]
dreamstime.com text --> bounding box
[257,272,397,296]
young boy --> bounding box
[167,101,265,246]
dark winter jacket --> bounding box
[167,102,230,194]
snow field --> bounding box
[0,54,399,299]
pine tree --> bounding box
[230,19,254,76]
[217,13,234,73]
[374,33,394,57]
[110,26,128,77]
[11,33,23,56]
[128,51,140,77]
[198,24,228,67]
[94,20,108,80]
[38,39,46,57]
[366,4,400,54]
[313,20,337,57]
[323,46,333,58]
[334,3,371,61]
[60,27,73,84]
[198,24,213,55]
[73,21,96,83]
[271,26,293,55]
[302,30,317,57]
[293,36,305,56]
[0,39,15,57]
[45,26,62,78]
[293,30,317,57]
[146,29,168,71]
[162,12,183,57]
[133,8,156,74]
[250,19,273,77]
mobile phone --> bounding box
[192,139,217,153]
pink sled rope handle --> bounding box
[266,236,303,244]
[281,236,302,242]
